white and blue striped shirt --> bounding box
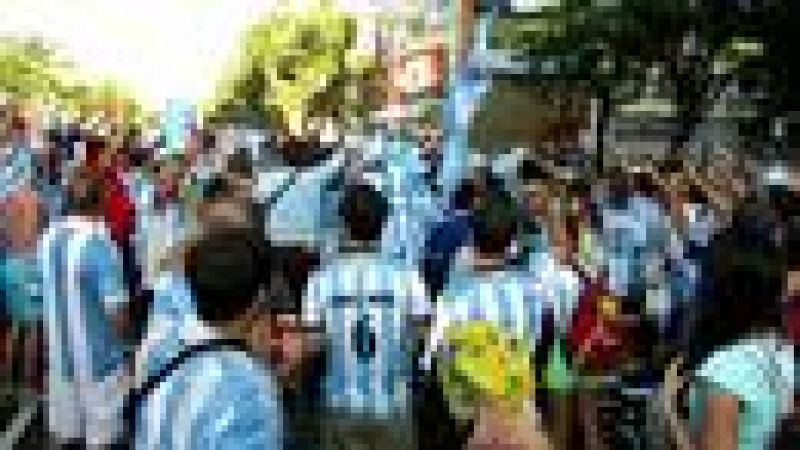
[426,250,543,370]
[38,216,130,446]
[303,253,430,417]
[133,272,283,450]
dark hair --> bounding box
[186,227,265,324]
[566,179,591,203]
[339,182,389,244]
[686,182,709,206]
[632,171,659,198]
[607,169,633,208]
[65,168,103,216]
[228,148,254,179]
[787,216,800,269]
[203,174,231,201]
[472,188,519,257]
[658,158,685,177]
[687,199,788,371]
[452,178,479,212]
[263,245,321,315]
[518,158,550,185]
[768,185,800,224]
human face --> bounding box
[238,285,314,385]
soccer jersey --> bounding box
[303,253,430,417]
[133,273,282,450]
[265,149,345,252]
[426,255,543,371]
[526,248,581,335]
[38,217,129,445]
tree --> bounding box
[0,37,148,135]
[206,4,382,137]
[487,0,786,164]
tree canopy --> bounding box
[206,4,382,136]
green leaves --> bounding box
[208,5,381,135]
[0,37,148,130]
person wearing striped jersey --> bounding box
[329,0,495,270]
[130,226,283,450]
[302,181,430,450]
[38,171,131,447]
[425,186,542,373]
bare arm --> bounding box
[698,392,739,450]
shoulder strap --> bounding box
[265,170,299,211]
[116,338,249,449]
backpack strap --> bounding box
[115,338,249,449]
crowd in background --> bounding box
[1,6,799,450]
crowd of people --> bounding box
[1,91,797,450]
[1,7,799,450]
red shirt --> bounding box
[101,167,135,246]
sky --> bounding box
[0,0,419,112]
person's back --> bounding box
[132,333,282,450]
[39,213,130,446]
[131,226,283,450]
[263,135,344,251]
[427,188,541,367]
[685,198,795,450]
[303,182,429,450]
[305,254,428,414]
[434,266,541,351]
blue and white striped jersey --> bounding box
[133,271,283,450]
[126,172,190,290]
[425,253,543,370]
[303,253,430,417]
[526,248,581,335]
[371,71,488,267]
[38,216,130,445]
